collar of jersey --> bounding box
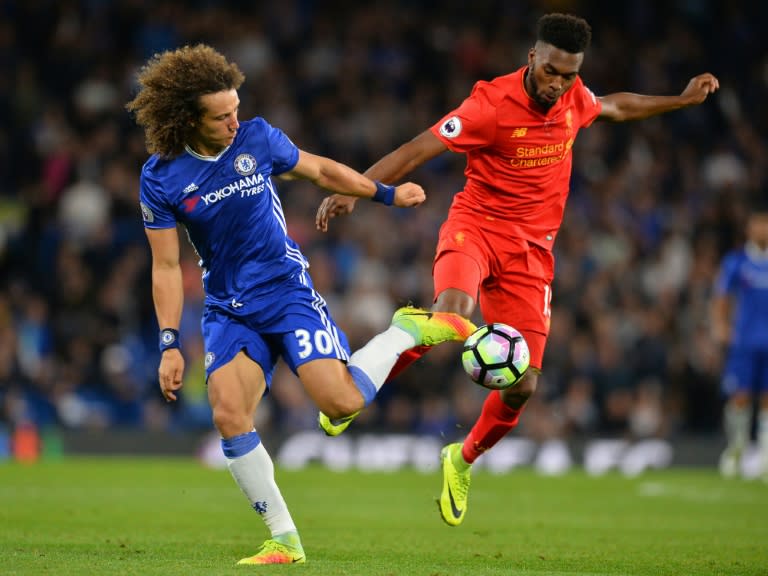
[746,241,768,261]
[184,143,231,161]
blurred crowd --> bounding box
[1,0,766,444]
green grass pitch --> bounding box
[1,457,766,575]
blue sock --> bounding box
[348,365,377,406]
[221,430,260,458]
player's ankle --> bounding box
[451,445,472,472]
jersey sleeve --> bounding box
[263,121,300,175]
[139,162,177,230]
[430,80,499,152]
[575,80,603,128]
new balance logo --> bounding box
[510,127,528,138]
[182,182,199,194]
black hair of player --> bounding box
[536,13,592,54]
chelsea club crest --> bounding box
[234,153,257,176]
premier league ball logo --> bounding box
[439,116,462,138]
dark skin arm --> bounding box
[597,72,719,121]
[315,131,446,231]
[316,73,719,230]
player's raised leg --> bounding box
[390,305,476,345]
[317,305,476,436]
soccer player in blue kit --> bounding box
[712,202,768,480]
[126,44,476,565]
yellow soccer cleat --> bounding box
[438,443,471,527]
[318,410,360,437]
[391,306,476,346]
[236,538,306,565]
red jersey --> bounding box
[430,66,602,250]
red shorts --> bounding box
[433,214,555,369]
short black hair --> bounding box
[536,13,592,54]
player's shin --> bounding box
[462,390,524,463]
[723,403,750,454]
[348,325,416,395]
[319,326,415,433]
[720,403,750,477]
[222,431,298,538]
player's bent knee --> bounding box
[316,392,364,420]
[211,403,253,438]
[299,358,365,419]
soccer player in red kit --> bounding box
[316,13,719,526]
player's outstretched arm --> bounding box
[310,179,424,232]
[598,72,720,122]
[286,150,426,227]
[315,130,447,231]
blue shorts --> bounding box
[201,271,351,390]
[722,347,768,397]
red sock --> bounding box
[386,345,432,381]
[461,391,523,463]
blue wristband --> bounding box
[372,181,395,206]
[159,328,180,352]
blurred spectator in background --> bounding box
[0,1,765,449]
[711,200,768,479]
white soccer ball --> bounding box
[461,323,530,390]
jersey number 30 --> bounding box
[295,328,335,359]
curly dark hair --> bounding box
[536,13,592,54]
[126,44,245,158]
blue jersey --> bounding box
[713,245,768,350]
[139,118,306,316]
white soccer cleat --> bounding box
[718,448,741,478]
